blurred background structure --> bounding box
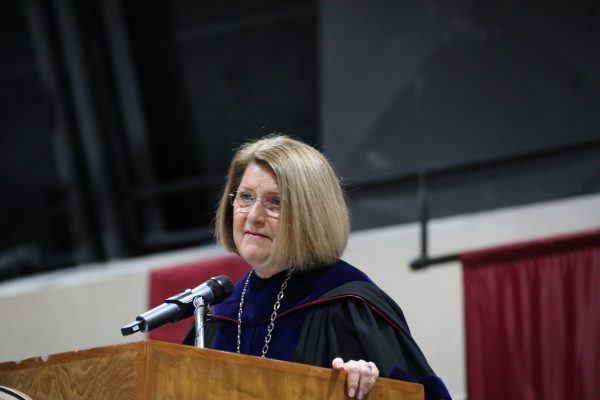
[1,2,600,399]
[2,0,598,280]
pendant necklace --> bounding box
[237,266,295,357]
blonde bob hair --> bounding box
[215,134,349,272]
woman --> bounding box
[184,135,450,399]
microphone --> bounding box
[121,275,233,336]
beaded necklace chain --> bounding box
[236,267,294,357]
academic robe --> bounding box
[183,259,451,400]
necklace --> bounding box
[237,266,294,357]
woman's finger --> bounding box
[331,357,345,370]
[344,360,361,398]
[356,361,379,399]
[330,358,380,399]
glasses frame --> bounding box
[229,191,281,218]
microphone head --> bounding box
[206,275,233,304]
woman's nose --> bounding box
[246,199,267,221]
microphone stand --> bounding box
[193,296,207,348]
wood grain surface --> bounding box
[0,342,142,399]
[0,341,424,400]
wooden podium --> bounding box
[0,341,424,399]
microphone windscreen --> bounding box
[209,275,233,303]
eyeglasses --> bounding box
[229,191,281,217]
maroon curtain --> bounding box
[462,229,600,400]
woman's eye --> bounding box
[270,197,281,207]
[239,192,254,202]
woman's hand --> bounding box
[332,358,379,399]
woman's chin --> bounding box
[240,252,268,269]
[247,260,282,278]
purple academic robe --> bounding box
[183,259,451,400]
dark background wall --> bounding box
[1,0,598,280]
[321,0,600,229]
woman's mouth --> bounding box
[245,231,270,239]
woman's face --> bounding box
[233,162,281,278]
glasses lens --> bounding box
[230,191,280,217]
[263,197,280,213]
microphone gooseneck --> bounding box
[121,275,233,336]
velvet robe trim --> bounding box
[211,259,373,322]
